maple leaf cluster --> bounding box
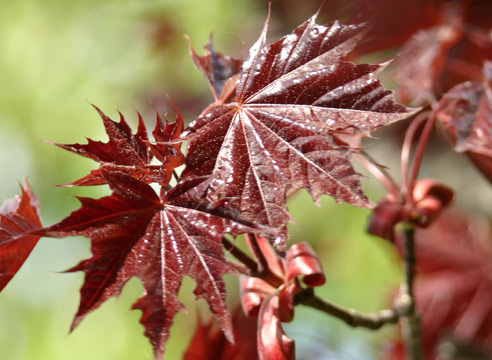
[1,3,491,360]
[0,11,414,359]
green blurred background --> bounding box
[0,0,403,359]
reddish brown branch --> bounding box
[295,288,409,330]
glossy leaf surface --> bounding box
[42,170,258,359]
[56,104,184,187]
[181,13,415,239]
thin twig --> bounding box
[400,225,423,360]
[295,288,409,330]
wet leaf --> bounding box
[42,170,259,359]
[55,104,184,187]
[181,13,414,241]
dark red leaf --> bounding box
[181,14,415,241]
[41,170,260,359]
[0,180,42,292]
[183,307,258,360]
[240,275,275,318]
[56,104,184,187]
[188,35,242,102]
[391,5,492,105]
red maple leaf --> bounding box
[41,169,264,359]
[180,13,415,240]
[55,104,184,187]
[434,61,492,182]
[0,180,42,292]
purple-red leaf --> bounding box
[414,211,492,356]
[41,170,259,359]
[285,242,325,287]
[188,35,242,102]
[436,61,492,155]
[56,104,184,187]
[0,180,42,292]
[181,14,415,240]
[391,5,492,105]
[435,61,492,182]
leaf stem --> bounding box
[356,151,400,200]
[226,258,252,276]
[407,112,436,205]
[222,237,258,274]
[401,111,429,199]
[172,170,180,183]
[245,233,284,287]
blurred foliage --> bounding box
[0,0,403,359]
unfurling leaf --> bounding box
[257,294,295,360]
[41,170,261,359]
[367,179,453,242]
[55,104,184,187]
[285,242,325,286]
[240,236,326,360]
[0,180,42,292]
[180,13,416,242]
